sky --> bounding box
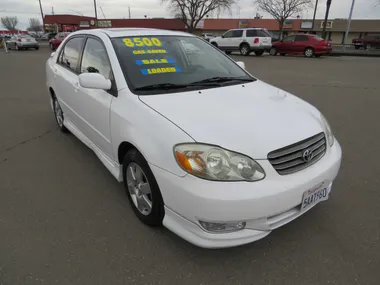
[0,0,379,30]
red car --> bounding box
[269,34,332,58]
[49,32,71,50]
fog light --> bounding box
[199,220,246,233]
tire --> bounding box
[123,149,165,227]
[354,46,360,50]
[280,53,286,56]
[53,97,69,133]
[210,42,218,48]
[254,50,264,56]
[225,51,232,55]
[239,44,250,56]
[304,47,314,58]
[269,47,277,56]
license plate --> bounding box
[301,183,328,211]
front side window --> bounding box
[283,36,295,42]
[58,37,84,72]
[80,38,112,79]
[111,35,255,95]
[223,31,234,38]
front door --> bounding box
[76,36,114,159]
[219,30,234,50]
[280,35,296,53]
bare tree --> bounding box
[162,0,236,33]
[1,16,18,31]
[253,0,312,39]
[28,18,43,33]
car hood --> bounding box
[139,81,325,159]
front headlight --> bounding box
[174,144,265,181]
[321,115,334,147]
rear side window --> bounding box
[295,35,309,42]
[58,37,85,73]
[232,30,243,38]
[256,30,270,37]
[246,30,257,37]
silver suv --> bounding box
[210,28,272,56]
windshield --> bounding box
[111,35,255,95]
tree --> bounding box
[27,18,43,33]
[162,0,236,33]
[1,16,18,31]
[253,0,312,39]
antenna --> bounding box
[100,6,106,19]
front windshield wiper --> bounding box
[135,83,188,91]
[190,76,254,84]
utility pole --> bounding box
[311,0,319,32]
[128,6,131,19]
[52,7,54,15]
[93,0,98,27]
[322,0,332,39]
[343,0,355,50]
[38,0,45,32]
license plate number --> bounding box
[301,184,328,211]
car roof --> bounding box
[72,28,194,38]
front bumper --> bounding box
[152,140,342,248]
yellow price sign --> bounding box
[122,37,163,48]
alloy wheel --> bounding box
[54,100,64,127]
[126,162,153,216]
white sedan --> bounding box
[46,28,342,248]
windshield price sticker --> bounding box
[135,58,175,65]
[123,37,163,48]
[132,49,167,55]
[140,66,182,75]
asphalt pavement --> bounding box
[0,49,380,285]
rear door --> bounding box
[54,36,86,127]
[293,35,309,53]
[230,30,243,49]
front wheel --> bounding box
[123,149,165,227]
[240,44,250,56]
[269,47,277,56]
[254,50,264,56]
[304,47,314,58]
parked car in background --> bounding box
[46,28,341,248]
[210,28,272,56]
[200,33,215,42]
[49,32,70,50]
[353,34,380,50]
[6,35,39,50]
[269,34,332,58]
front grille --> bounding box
[268,133,326,175]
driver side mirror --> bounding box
[79,73,111,90]
[236,61,245,70]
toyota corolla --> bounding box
[45,28,342,248]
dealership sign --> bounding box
[283,20,293,29]
[239,20,249,28]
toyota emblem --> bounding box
[302,149,314,162]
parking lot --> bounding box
[1,47,379,285]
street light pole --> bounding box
[38,0,45,32]
[311,0,319,32]
[93,0,98,27]
[322,0,332,39]
[343,0,355,50]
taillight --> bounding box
[18,38,21,42]
[254,38,259,44]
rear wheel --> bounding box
[254,50,264,56]
[304,47,314,58]
[53,97,69,133]
[239,44,250,56]
[123,149,165,227]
